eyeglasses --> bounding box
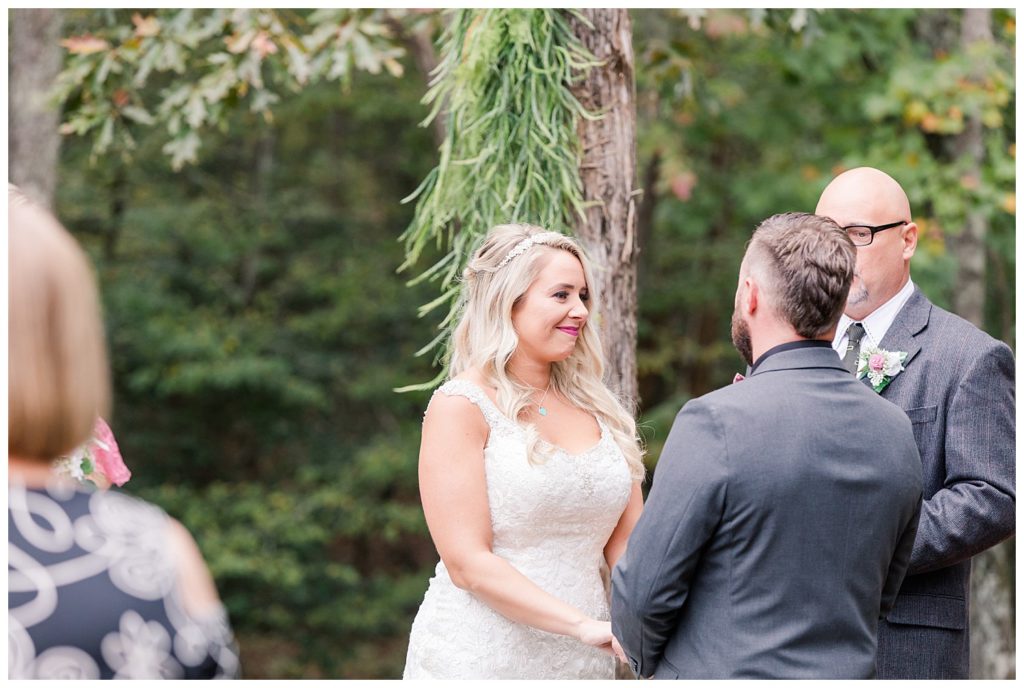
[842,220,907,247]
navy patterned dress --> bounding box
[8,480,240,679]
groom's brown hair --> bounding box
[746,212,855,338]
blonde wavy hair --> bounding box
[449,223,644,481]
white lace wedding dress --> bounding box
[403,379,633,679]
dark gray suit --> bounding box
[611,345,923,679]
[872,289,1015,679]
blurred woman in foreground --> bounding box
[8,186,240,679]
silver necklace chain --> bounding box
[536,384,552,417]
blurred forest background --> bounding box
[8,8,1015,679]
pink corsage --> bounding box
[856,346,908,393]
[54,417,131,488]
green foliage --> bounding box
[55,9,407,169]
[59,59,439,485]
[397,9,598,388]
[133,430,433,678]
[54,10,443,677]
[632,9,1015,434]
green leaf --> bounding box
[121,105,155,124]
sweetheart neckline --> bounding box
[444,379,609,458]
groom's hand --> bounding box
[611,636,627,664]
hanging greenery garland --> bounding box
[397,9,599,391]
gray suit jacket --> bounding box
[611,345,923,679]
[873,289,1015,679]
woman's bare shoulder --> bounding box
[425,369,493,431]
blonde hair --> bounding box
[9,185,111,461]
[449,223,644,480]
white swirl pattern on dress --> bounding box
[34,647,101,680]
[80,490,177,600]
[102,610,181,679]
[7,482,239,679]
[403,379,633,679]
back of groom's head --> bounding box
[743,212,856,339]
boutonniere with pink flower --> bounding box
[54,417,132,489]
[856,346,908,393]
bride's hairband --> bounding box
[495,233,557,270]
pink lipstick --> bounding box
[557,326,579,337]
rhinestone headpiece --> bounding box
[495,234,555,270]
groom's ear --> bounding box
[744,278,759,316]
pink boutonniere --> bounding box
[732,373,745,384]
[54,417,131,488]
[857,346,908,393]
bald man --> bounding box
[816,167,1015,679]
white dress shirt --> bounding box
[832,277,916,356]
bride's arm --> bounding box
[603,483,644,570]
[419,391,612,649]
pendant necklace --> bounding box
[536,384,552,417]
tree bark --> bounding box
[971,540,1016,679]
[568,9,640,407]
[949,9,1015,681]
[9,9,63,209]
[950,8,990,329]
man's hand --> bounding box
[611,635,627,663]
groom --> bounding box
[611,212,923,679]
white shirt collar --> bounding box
[832,277,916,352]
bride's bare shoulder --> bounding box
[424,369,493,429]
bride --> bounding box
[403,224,645,679]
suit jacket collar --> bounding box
[749,344,848,376]
[877,287,930,371]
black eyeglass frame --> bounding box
[841,220,908,246]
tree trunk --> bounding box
[971,540,1016,679]
[949,9,1015,680]
[950,8,989,329]
[568,9,640,407]
[9,9,63,209]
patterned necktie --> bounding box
[842,322,866,373]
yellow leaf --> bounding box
[60,35,109,55]
[383,57,404,78]
[132,13,160,38]
[981,109,1003,128]
[225,30,255,55]
[905,100,928,123]
[1001,194,1015,215]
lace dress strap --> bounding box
[434,379,512,431]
